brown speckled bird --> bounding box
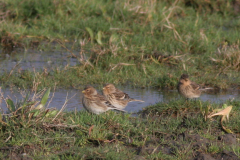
[177,74,201,99]
[82,86,125,114]
[102,84,144,109]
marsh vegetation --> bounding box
[0,0,240,159]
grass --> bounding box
[0,89,239,159]
[0,0,240,89]
[0,1,240,158]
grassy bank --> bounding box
[0,97,239,159]
[0,1,240,159]
[0,0,240,89]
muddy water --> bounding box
[0,49,80,72]
[0,87,239,113]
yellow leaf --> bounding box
[207,105,232,120]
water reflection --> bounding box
[0,87,239,113]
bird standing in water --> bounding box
[102,84,144,109]
[177,74,201,100]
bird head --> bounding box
[103,83,116,94]
[179,74,190,84]
[82,86,97,96]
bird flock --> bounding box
[82,84,144,114]
[82,74,202,114]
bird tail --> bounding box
[199,87,214,91]
[113,108,126,113]
[130,99,144,102]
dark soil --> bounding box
[138,133,239,160]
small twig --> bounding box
[56,40,77,58]
[5,59,22,81]
[13,101,37,115]
[4,133,12,143]
[43,123,80,128]
[0,146,18,150]
[71,40,77,52]
[0,87,4,114]
[51,93,76,121]
[151,145,160,155]
[108,63,135,73]
[88,125,94,136]
[46,84,57,109]
[142,64,147,75]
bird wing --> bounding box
[95,94,116,107]
[97,93,107,101]
[190,81,200,90]
[113,89,131,100]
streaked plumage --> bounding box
[82,86,125,114]
[102,84,144,109]
[177,74,201,99]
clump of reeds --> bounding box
[0,88,64,129]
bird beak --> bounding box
[82,90,85,93]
